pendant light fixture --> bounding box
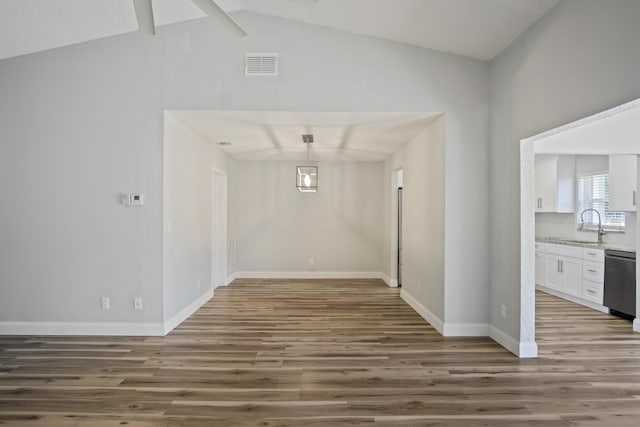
[296,134,318,193]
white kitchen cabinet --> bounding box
[609,155,637,212]
[544,254,582,298]
[536,242,605,309]
[544,255,563,291]
[582,248,605,263]
[535,159,557,212]
[563,257,583,298]
[582,260,604,283]
[535,243,546,286]
[581,248,604,305]
[582,281,604,304]
[535,155,575,213]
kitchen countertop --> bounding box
[536,237,636,253]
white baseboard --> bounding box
[0,289,215,337]
[0,321,164,336]
[225,272,237,286]
[489,325,538,358]
[634,318,640,333]
[381,273,398,288]
[233,271,385,280]
[519,340,539,358]
[163,289,213,334]
[443,322,489,336]
[400,289,444,335]
[401,289,489,337]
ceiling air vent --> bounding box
[245,53,279,76]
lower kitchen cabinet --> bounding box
[535,242,606,311]
[582,280,604,304]
[535,243,546,285]
[544,254,582,298]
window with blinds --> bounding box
[576,173,625,229]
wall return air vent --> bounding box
[245,53,279,76]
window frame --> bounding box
[575,170,626,233]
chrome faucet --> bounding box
[579,208,605,244]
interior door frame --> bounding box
[212,168,228,288]
[519,98,640,359]
[388,168,403,288]
[397,186,403,287]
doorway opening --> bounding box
[212,169,228,288]
[519,99,640,358]
[398,187,403,287]
[391,168,404,287]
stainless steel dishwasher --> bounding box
[603,249,636,319]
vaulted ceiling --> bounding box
[0,0,559,61]
[1,0,560,161]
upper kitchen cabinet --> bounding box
[609,155,638,212]
[535,155,575,213]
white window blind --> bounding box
[577,173,625,228]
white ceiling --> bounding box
[0,0,559,61]
[169,111,441,161]
[245,0,560,60]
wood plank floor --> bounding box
[1,280,639,426]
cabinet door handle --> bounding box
[587,252,597,256]
[587,269,597,273]
[587,289,596,295]
[560,261,563,273]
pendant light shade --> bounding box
[297,134,317,192]
[296,166,318,192]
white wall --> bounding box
[490,0,640,343]
[0,10,489,333]
[229,160,384,274]
[163,113,229,324]
[575,155,608,175]
[0,33,165,333]
[385,117,447,328]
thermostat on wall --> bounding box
[122,193,144,206]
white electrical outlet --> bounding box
[309,257,314,266]
[500,304,507,319]
[101,297,110,310]
[134,297,143,311]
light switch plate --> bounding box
[122,193,144,207]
